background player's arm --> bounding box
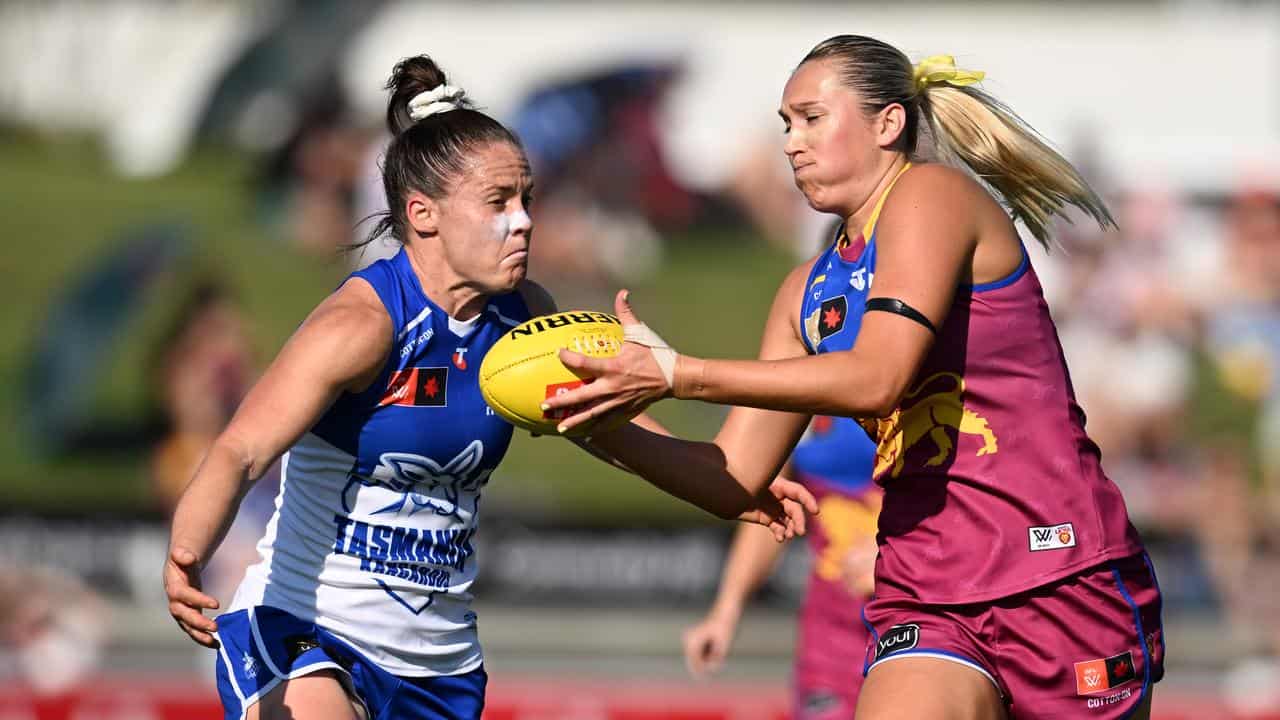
[164,279,391,648]
[683,473,794,677]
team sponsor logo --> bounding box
[452,348,468,371]
[506,311,619,341]
[1074,651,1136,695]
[1028,522,1077,552]
[874,623,920,660]
[379,367,448,407]
[542,380,587,420]
[400,328,435,358]
[869,372,998,479]
[850,267,869,291]
[818,296,847,339]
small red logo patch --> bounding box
[1075,660,1108,695]
[1074,651,1136,696]
[453,350,467,370]
[823,305,843,329]
[543,380,586,420]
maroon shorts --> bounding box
[793,582,871,719]
[861,553,1164,719]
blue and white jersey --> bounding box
[799,224,876,357]
[799,163,910,356]
[230,248,531,677]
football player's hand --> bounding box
[683,607,740,677]
[163,546,220,648]
[738,477,819,541]
[544,290,673,434]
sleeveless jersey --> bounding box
[799,169,1144,605]
[230,248,531,676]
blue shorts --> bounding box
[214,606,486,720]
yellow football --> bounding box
[479,310,628,436]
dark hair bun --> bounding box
[385,55,454,135]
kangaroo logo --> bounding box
[866,372,998,479]
[341,441,490,521]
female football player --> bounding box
[546,35,1164,720]
[163,54,812,720]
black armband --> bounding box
[865,297,938,336]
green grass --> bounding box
[0,137,797,523]
[0,137,345,513]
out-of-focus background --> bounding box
[2,1,1279,718]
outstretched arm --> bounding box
[545,167,978,427]
[164,279,391,648]
[517,279,815,532]
[582,261,816,504]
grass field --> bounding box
[0,134,795,524]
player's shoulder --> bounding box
[305,277,393,355]
[890,163,990,211]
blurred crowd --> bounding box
[1035,174,1280,683]
[5,41,1280,711]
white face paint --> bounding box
[492,209,531,241]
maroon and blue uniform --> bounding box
[789,415,878,719]
[798,167,1164,718]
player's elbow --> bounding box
[864,383,904,418]
[211,431,266,484]
[823,378,900,418]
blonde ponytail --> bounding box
[801,36,1115,251]
[920,83,1115,248]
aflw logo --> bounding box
[1028,523,1076,552]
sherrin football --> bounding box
[479,311,628,436]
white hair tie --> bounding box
[407,84,466,121]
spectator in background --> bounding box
[150,279,278,606]
[1201,189,1280,694]
[259,79,379,260]
[504,63,689,292]
[0,563,107,694]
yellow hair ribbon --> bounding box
[913,55,985,92]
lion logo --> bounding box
[868,372,998,479]
[814,494,880,585]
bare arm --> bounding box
[163,279,391,647]
[586,262,815,505]
[546,166,981,423]
[707,509,790,617]
[682,518,790,676]
[516,278,815,526]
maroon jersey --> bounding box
[863,252,1144,604]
